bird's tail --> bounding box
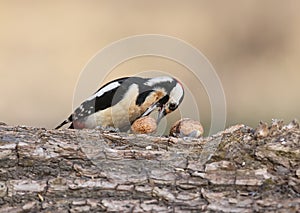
[55,114,73,129]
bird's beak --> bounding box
[156,108,166,124]
[142,102,166,124]
[142,102,160,117]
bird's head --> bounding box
[142,76,184,123]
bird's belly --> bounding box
[83,103,142,130]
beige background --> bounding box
[0,1,299,133]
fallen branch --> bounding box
[0,120,299,212]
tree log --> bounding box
[0,119,299,212]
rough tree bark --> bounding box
[0,119,299,212]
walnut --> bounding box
[170,118,203,138]
[131,116,157,134]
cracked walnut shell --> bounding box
[170,118,203,138]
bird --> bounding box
[55,76,184,131]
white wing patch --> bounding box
[86,81,120,101]
[145,76,173,86]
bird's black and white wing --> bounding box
[55,77,132,129]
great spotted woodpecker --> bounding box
[55,76,184,131]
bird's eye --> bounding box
[169,103,177,110]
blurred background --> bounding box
[0,1,299,134]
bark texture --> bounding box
[0,119,299,212]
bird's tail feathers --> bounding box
[55,114,73,129]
